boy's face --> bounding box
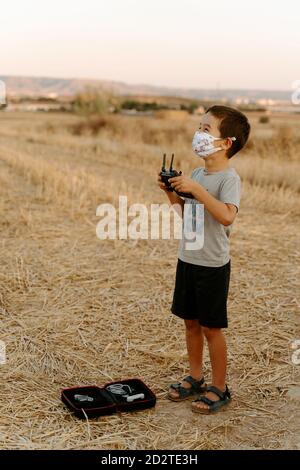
[198,111,233,155]
[198,112,221,138]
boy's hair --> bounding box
[206,105,251,158]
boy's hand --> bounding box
[169,175,198,195]
[157,172,168,191]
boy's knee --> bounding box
[184,319,202,331]
[202,326,221,339]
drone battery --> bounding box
[61,378,156,419]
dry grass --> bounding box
[0,110,299,450]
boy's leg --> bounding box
[168,319,204,399]
[192,327,227,410]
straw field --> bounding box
[0,110,299,449]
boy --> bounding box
[157,105,250,413]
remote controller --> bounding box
[160,153,194,199]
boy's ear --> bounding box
[221,137,233,151]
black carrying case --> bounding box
[61,378,156,419]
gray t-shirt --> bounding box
[178,166,241,267]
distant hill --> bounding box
[0,74,292,102]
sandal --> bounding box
[191,385,231,414]
[167,375,207,402]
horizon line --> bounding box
[0,73,292,93]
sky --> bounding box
[0,0,299,90]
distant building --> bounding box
[235,97,250,105]
[4,103,71,112]
[257,99,276,106]
[120,109,153,116]
[47,92,58,99]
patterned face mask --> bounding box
[192,131,236,158]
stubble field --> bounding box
[0,109,299,449]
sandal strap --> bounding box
[206,385,230,400]
[170,383,181,391]
[197,395,215,406]
[183,375,204,391]
[169,376,205,398]
[169,382,195,399]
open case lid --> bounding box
[61,378,156,419]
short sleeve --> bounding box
[219,176,241,213]
[191,167,203,180]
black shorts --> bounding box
[171,258,231,328]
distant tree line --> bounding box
[120,99,199,113]
[70,86,267,116]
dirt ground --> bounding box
[0,111,299,449]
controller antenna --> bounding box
[170,153,174,171]
[162,153,166,171]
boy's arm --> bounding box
[191,184,237,226]
[168,175,238,226]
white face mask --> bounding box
[192,131,236,159]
